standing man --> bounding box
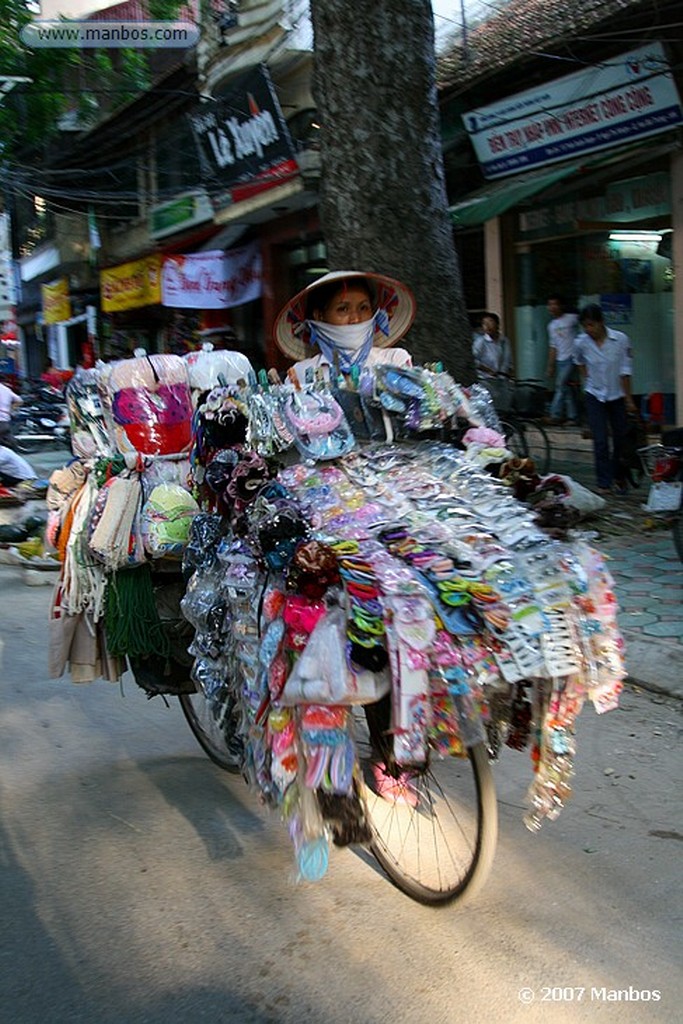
[472,312,513,380]
[0,379,22,451]
[574,303,637,495]
[472,312,514,412]
[545,295,579,425]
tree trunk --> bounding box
[309,0,476,382]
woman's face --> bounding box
[316,285,374,325]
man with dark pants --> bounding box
[574,304,636,495]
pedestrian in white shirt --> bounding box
[0,380,22,451]
[472,312,514,413]
[573,304,637,495]
[545,295,579,425]
[0,444,35,485]
[472,312,513,380]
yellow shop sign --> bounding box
[100,254,162,312]
[42,277,72,324]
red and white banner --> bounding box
[161,242,263,309]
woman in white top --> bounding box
[273,270,415,386]
[273,270,420,806]
[574,303,637,495]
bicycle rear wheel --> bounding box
[356,718,497,904]
[520,420,551,474]
[179,687,242,773]
[499,418,527,461]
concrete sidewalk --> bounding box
[545,422,683,699]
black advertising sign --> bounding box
[189,64,299,205]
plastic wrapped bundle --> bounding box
[141,483,200,558]
[65,368,115,458]
[184,343,253,396]
[108,352,193,457]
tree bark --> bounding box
[309,0,476,382]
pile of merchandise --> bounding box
[51,357,626,882]
[47,347,248,689]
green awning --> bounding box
[449,161,585,228]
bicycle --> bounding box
[482,376,552,475]
[179,683,498,906]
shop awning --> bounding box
[449,161,586,228]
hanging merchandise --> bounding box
[184,343,254,397]
[140,484,200,558]
[281,386,355,461]
[45,347,627,897]
[108,351,193,457]
[171,361,627,885]
[46,358,204,696]
[65,369,115,459]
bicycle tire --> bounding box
[673,512,683,563]
[359,732,498,906]
[499,418,527,462]
[519,420,551,475]
[178,689,242,773]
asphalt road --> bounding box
[1,564,681,1024]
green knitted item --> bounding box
[93,456,127,489]
[104,564,171,660]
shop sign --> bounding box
[161,242,262,310]
[100,254,162,312]
[518,171,671,240]
[188,65,299,207]
[1,308,17,341]
[463,42,683,179]
[149,190,214,240]
[42,277,72,324]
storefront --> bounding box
[451,40,683,422]
[100,254,164,358]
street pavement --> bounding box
[0,560,681,1024]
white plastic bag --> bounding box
[546,474,607,516]
[184,343,253,392]
[280,606,390,706]
[645,481,682,512]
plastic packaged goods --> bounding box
[48,354,628,887]
[184,343,254,394]
[141,484,200,558]
[65,369,115,458]
[281,386,355,461]
[108,352,193,457]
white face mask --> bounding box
[309,318,375,352]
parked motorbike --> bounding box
[11,382,71,453]
[639,430,683,563]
